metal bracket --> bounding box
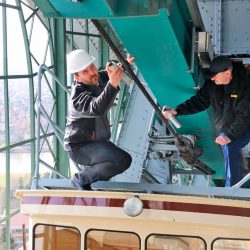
[196,32,214,68]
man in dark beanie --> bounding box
[163,56,250,187]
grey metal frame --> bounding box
[197,0,250,55]
[91,181,250,200]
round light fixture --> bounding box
[123,196,143,217]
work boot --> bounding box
[71,174,92,191]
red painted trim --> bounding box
[22,196,250,217]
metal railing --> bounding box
[31,64,80,189]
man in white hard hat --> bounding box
[64,49,135,190]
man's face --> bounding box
[211,69,232,85]
[75,63,99,85]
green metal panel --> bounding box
[51,19,70,176]
[33,0,58,16]
[34,0,110,18]
[2,1,11,248]
[16,0,36,177]
[109,9,224,181]
[31,0,58,17]
[33,0,167,18]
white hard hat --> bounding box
[67,49,95,73]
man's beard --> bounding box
[90,74,98,84]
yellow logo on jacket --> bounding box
[230,94,238,99]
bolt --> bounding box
[144,0,150,8]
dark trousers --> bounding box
[221,128,250,187]
[68,141,132,186]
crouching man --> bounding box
[64,50,134,190]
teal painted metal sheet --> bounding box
[33,0,164,18]
[109,9,224,182]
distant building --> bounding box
[0,211,29,248]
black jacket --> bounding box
[175,70,250,140]
[64,71,119,151]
